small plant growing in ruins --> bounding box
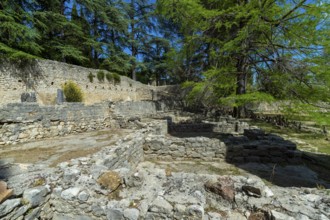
[113,73,121,84]
[106,72,113,82]
[88,72,95,83]
[62,81,83,102]
[97,70,105,82]
[21,198,30,205]
[32,177,45,187]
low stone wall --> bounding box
[144,135,227,161]
[144,128,302,164]
[0,102,111,145]
[168,118,249,134]
[0,100,179,145]
[1,131,145,220]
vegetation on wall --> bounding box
[88,72,95,83]
[63,81,83,102]
[105,73,114,82]
[97,71,105,82]
[113,73,121,85]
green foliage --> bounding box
[97,71,105,82]
[113,73,121,84]
[0,1,41,60]
[159,0,330,119]
[88,72,95,83]
[62,81,83,102]
[105,73,113,82]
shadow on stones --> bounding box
[0,159,14,181]
[169,123,330,189]
[0,59,44,91]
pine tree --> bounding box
[124,0,155,80]
[33,0,87,63]
[158,0,330,118]
[0,0,41,60]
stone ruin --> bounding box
[0,105,329,220]
[0,60,329,220]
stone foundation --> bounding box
[0,125,328,220]
[144,135,226,161]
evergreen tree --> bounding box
[33,0,87,63]
[0,0,41,60]
[124,0,155,80]
[158,0,330,118]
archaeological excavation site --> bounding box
[0,60,330,220]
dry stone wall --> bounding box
[0,59,177,106]
[0,102,111,145]
[0,130,146,220]
[0,100,172,145]
[144,135,227,161]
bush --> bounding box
[106,73,113,82]
[97,70,105,82]
[63,81,83,102]
[113,73,121,84]
[88,72,95,83]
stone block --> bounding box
[23,186,49,207]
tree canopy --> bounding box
[0,0,329,121]
[158,0,330,118]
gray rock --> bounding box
[24,207,41,220]
[78,191,90,202]
[271,210,295,220]
[145,212,170,220]
[0,198,21,217]
[186,205,204,219]
[63,168,81,182]
[92,205,104,217]
[23,186,49,207]
[123,208,140,220]
[106,208,124,220]
[61,187,81,200]
[53,213,94,220]
[208,212,222,220]
[262,186,274,197]
[8,205,29,220]
[149,196,173,214]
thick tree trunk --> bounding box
[233,56,247,118]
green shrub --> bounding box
[106,73,113,82]
[97,70,105,82]
[63,81,83,102]
[88,72,95,83]
[113,73,121,84]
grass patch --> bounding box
[250,121,330,155]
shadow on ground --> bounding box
[169,123,330,189]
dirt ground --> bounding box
[0,129,130,167]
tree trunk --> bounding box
[233,56,247,118]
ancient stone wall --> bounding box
[168,120,249,134]
[0,102,111,145]
[144,129,302,164]
[0,59,178,106]
[144,135,226,161]
[1,131,145,220]
[0,100,171,145]
[1,125,326,220]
